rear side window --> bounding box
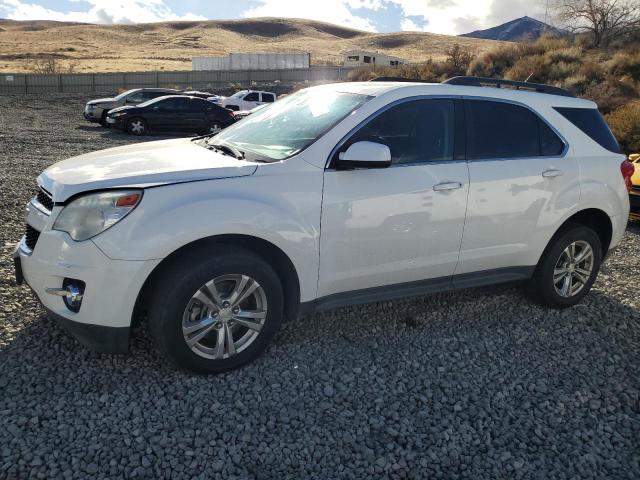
[554,107,620,153]
[261,93,275,103]
[466,100,539,159]
[539,119,565,156]
[345,98,455,165]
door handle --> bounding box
[542,169,563,178]
[433,181,463,192]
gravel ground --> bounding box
[1,94,639,480]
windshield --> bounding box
[230,90,248,99]
[114,89,137,101]
[212,88,371,161]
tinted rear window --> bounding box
[554,107,620,153]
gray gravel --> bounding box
[1,93,640,480]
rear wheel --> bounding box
[527,225,602,308]
[127,117,147,135]
[149,246,283,373]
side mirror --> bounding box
[336,141,391,169]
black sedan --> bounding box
[106,95,236,136]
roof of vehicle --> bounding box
[328,81,595,108]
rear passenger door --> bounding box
[318,98,469,298]
[454,99,580,279]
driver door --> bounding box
[318,98,469,301]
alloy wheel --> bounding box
[553,240,594,298]
[182,274,267,360]
[130,120,145,134]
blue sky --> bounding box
[0,0,545,35]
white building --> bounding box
[192,53,310,71]
[343,50,407,67]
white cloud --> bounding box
[394,0,545,34]
[0,0,206,24]
[242,0,380,32]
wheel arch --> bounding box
[132,234,302,327]
[544,208,613,260]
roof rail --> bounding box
[442,76,574,98]
[369,76,429,83]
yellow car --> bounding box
[630,153,640,220]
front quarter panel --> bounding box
[91,159,323,302]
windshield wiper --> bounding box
[207,140,244,160]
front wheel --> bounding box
[527,225,602,308]
[127,117,147,135]
[149,246,283,373]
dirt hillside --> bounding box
[0,17,504,73]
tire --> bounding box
[99,111,109,127]
[127,117,147,136]
[149,245,284,373]
[527,224,602,308]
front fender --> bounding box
[92,169,323,302]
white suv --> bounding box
[14,78,631,373]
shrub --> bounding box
[544,47,582,64]
[504,54,547,82]
[584,76,639,113]
[563,74,591,94]
[606,101,640,153]
[443,44,474,77]
[608,50,640,81]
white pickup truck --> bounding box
[211,90,277,111]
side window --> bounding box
[244,92,260,102]
[142,91,162,100]
[344,99,455,165]
[159,98,188,111]
[261,93,275,103]
[554,107,620,153]
[539,119,565,156]
[466,100,540,159]
[126,92,144,103]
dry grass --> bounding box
[0,17,503,73]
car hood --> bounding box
[87,97,116,106]
[39,138,258,202]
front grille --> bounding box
[35,188,54,212]
[25,224,41,251]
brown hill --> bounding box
[0,17,503,73]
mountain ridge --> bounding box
[460,16,562,41]
[0,17,503,73]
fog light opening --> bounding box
[62,278,85,313]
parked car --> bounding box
[83,88,181,126]
[15,78,631,373]
[233,103,269,120]
[628,153,640,219]
[213,89,276,111]
[106,95,236,135]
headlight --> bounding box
[53,190,142,241]
[111,111,127,117]
[87,104,96,111]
